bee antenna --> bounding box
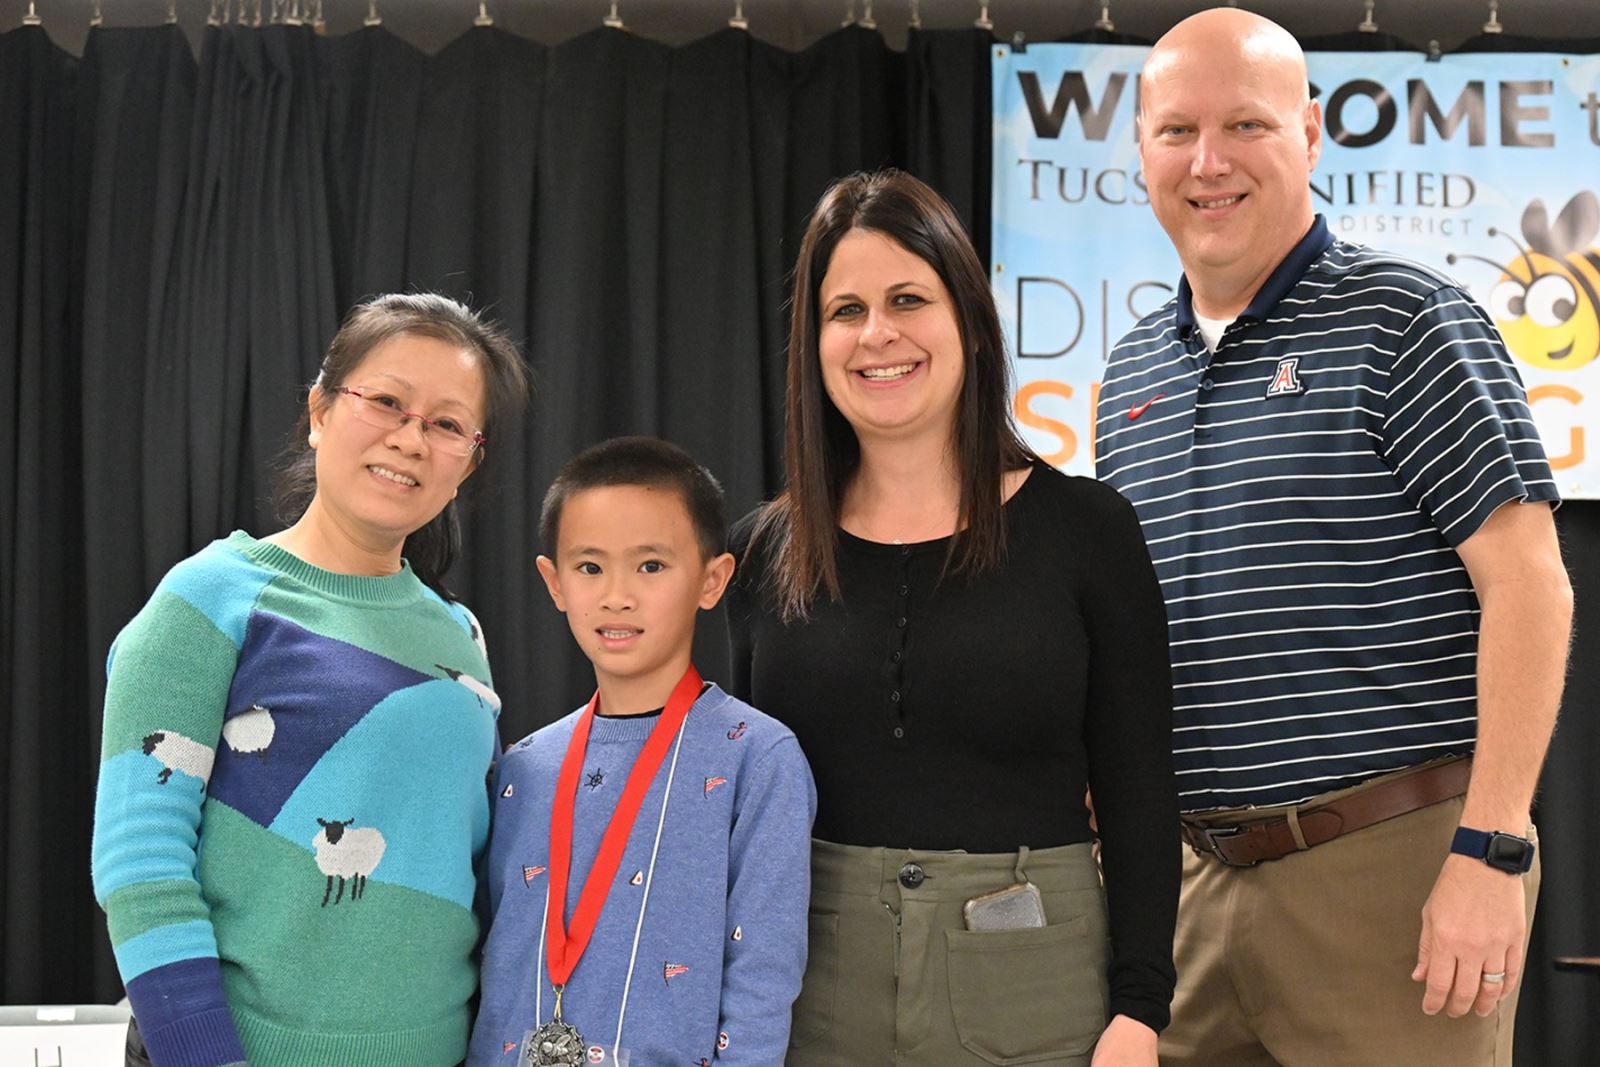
[1486,226,1539,279]
[1446,251,1515,277]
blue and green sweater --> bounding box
[91,531,500,1067]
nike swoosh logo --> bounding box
[1128,393,1166,421]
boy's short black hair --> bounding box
[540,437,729,561]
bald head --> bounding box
[1136,7,1323,318]
[1143,8,1309,121]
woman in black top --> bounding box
[725,170,1177,1066]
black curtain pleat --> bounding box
[657,29,787,507]
[1522,503,1600,1065]
[518,27,674,709]
[656,29,788,690]
[1056,28,1154,46]
[74,25,197,1000]
[177,25,337,541]
[1298,30,1424,52]
[78,26,197,595]
[1452,32,1600,53]
[782,27,904,238]
[5,22,1595,1062]
[0,24,88,1003]
[321,26,427,308]
[906,29,993,264]
[403,24,548,722]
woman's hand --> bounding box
[1090,1013,1158,1067]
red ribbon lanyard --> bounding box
[544,665,704,988]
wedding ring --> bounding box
[1481,971,1507,984]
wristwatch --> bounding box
[1451,827,1536,874]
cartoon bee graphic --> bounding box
[1448,191,1600,371]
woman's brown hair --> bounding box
[754,170,1033,620]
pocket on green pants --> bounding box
[790,912,839,1049]
[945,916,1107,1065]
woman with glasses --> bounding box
[91,294,529,1067]
[726,172,1178,1066]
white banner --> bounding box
[992,43,1600,497]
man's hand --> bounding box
[1090,1013,1158,1067]
[1412,853,1528,1017]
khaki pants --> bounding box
[788,839,1109,1067]
[1163,765,1540,1067]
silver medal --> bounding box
[523,1019,586,1067]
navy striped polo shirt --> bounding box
[1095,216,1558,813]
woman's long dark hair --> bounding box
[755,170,1034,620]
[273,293,530,599]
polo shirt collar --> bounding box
[1175,215,1334,339]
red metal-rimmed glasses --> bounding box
[334,386,486,457]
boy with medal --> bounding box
[468,438,816,1067]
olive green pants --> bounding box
[788,839,1110,1067]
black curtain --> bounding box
[72,22,199,998]
[0,13,992,1009]
[1299,29,1423,52]
[1,20,1594,1064]
[2,22,89,1004]
[1526,505,1600,1064]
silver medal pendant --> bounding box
[524,1019,586,1066]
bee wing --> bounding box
[1521,199,1554,257]
[1551,191,1600,260]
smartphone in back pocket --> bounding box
[962,882,1047,931]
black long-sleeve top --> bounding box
[725,462,1179,1033]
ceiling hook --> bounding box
[1483,0,1503,34]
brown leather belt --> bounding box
[1180,757,1473,867]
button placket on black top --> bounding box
[887,545,912,742]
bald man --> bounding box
[1094,8,1571,1065]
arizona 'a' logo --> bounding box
[1266,357,1305,397]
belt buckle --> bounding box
[1192,824,1258,868]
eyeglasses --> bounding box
[334,386,486,457]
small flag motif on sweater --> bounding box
[704,776,727,796]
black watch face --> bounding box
[1486,832,1533,872]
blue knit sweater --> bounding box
[92,532,498,1067]
[468,684,815,1066]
